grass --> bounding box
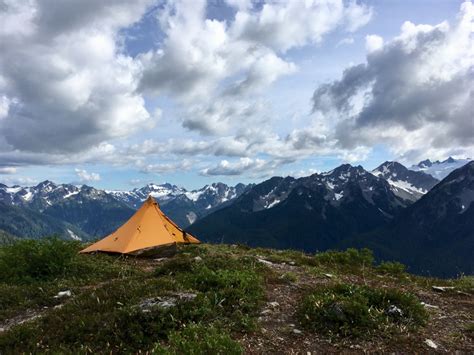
[0,237,139,284]
[0,238,142,322]
[297,283,428,338]
[153,323,243,354]
[376,261,407,276]
[313,248,374,269]
[0,240,470,353]
[0,240,267,354]
[451,276,474,294]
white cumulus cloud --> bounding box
[75,168,101,182]
[312,1,474,162]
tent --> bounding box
[80,196,199,255]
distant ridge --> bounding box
[410,157,472,180]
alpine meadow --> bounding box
[0,0,473,353]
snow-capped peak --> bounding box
[373,161,439,202]
[410,157,472,180]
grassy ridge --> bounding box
[0,240,472,353]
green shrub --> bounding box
[0,238,141,285]
[153,323,243,355]
[377,261,406,276]
[297,283,428,338]
[155,253,265,331]
[180,266,264,315]
[452,276,474,294]
[0,238,80,283]
[313,248,374,268]
[0,278,210,353]
[154,256,195,276]
[0,250,265,353]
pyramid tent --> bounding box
[80,196,199,255]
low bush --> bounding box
[452,276,474,294]
[377,261,406,276]
[180,266,264,316]
[153,323,243,354]
[0,238,80,283]
[313,248,374,269]
[0,277,206,353]
[161,254,266,330]
[297,283,428,338]
[0,238,140,285]
[0,248,266,353]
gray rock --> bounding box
[424,339,438,349]
[54,290,72,299]
[432,286,454,292]
[268,301,280,308]
[386,305,404,318]
[421,302,439,309]
[257,258,274,266]
[137,292,197,312]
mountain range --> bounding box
[0,181,250,240]
[189,159,473,276]
[0,157,472,276]
[349,161,474,276]
[410,157,472,180]
[189,164,406,248]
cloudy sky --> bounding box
[0,0,472,190]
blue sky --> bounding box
[0,0,472,190]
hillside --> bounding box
[189,164,408,252]
[0,202,89,241]
[0,181,250,240]
[0,240,472,353]
[189,162,474,277]
[372,161,439,202]
[349,161,474,277]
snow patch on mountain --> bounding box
[266,199,280,209]
[67,229,81,241]
[410,157,472,180]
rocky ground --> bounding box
[237,254,474,353]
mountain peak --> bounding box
[372,161,439,201]
[411,157,472,180]
[323,164,365,177]
[35,180,57,188]
[443,156,456,164]
[375,161,405,172]
[417,159,433,168]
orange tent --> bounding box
[80,196,199,255]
